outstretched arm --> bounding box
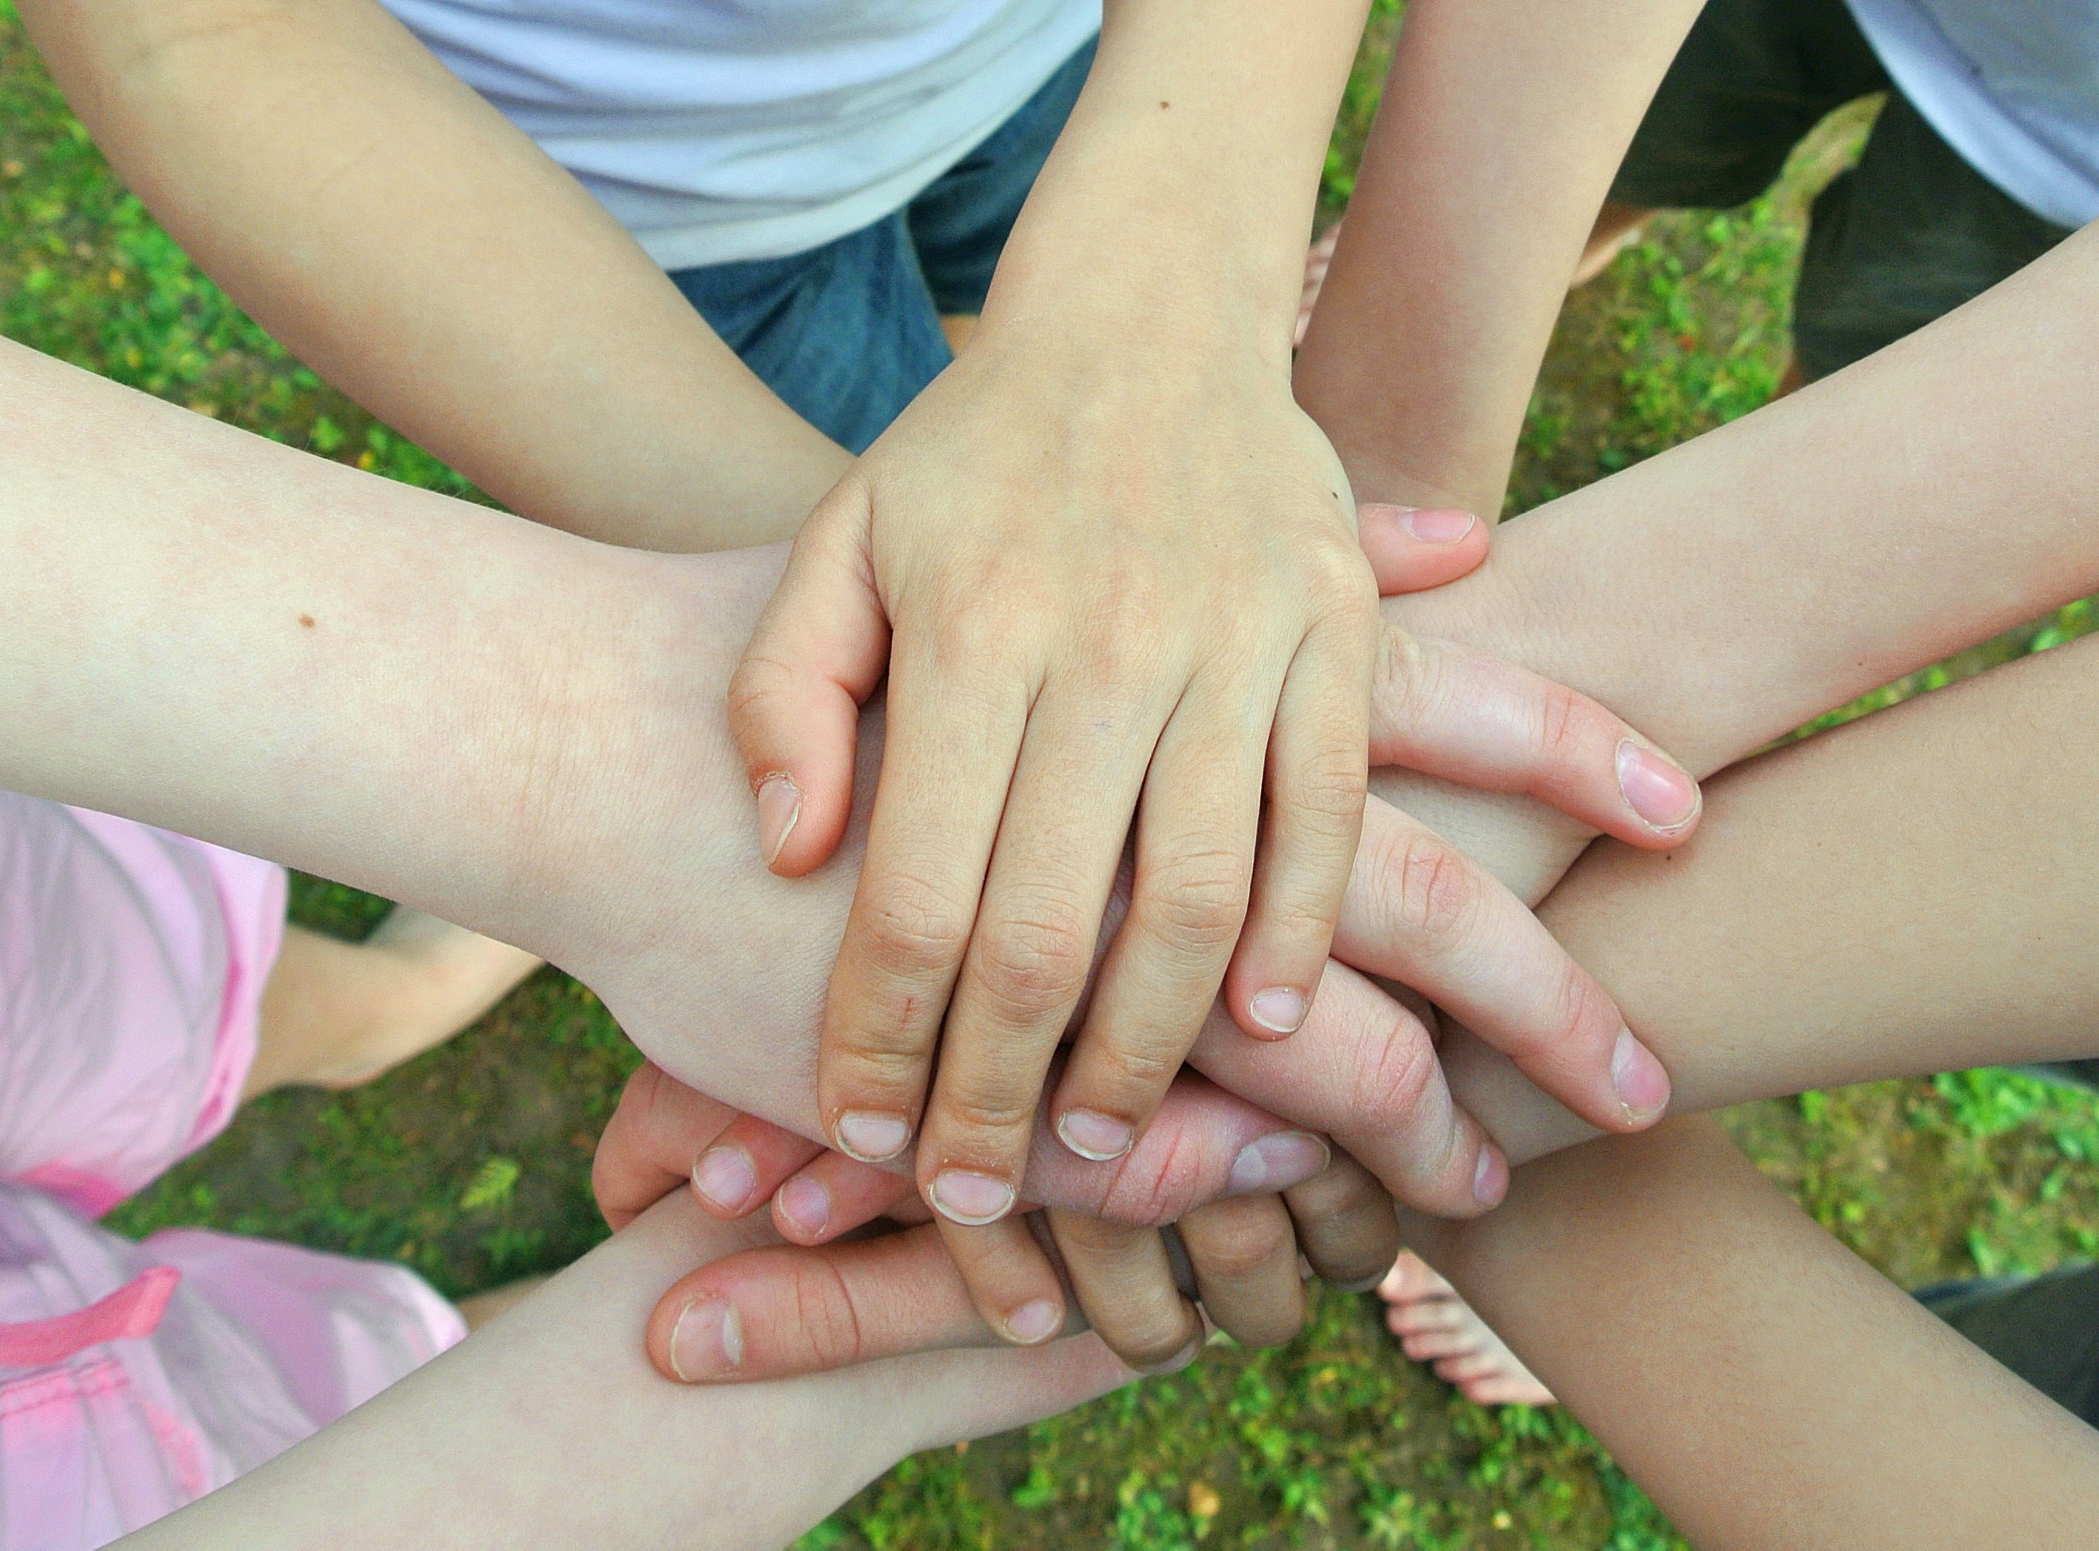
[1371,221,2099,899]
[0,333,1673,1228]
[115,1109,1136,1551]
[1399,1118,2099,1549]
[18,0,850,549]
[1295,0,1702,517]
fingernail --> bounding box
[1004,1298,1062,1345]
[1138,1331,1205,1377]
[1612,1026,1671,1123]
[1056,1109,1135,1162]
[1226,1131,1331,1195]
[835,1111,911,1163]
[668,1297,744,1383]
[1615,740,1699,833]
[691,1146,757,1215]
[1396,506,1477,544]
[756,774,801,866]
[928,1169,1016,1226]
[1248,987,1309,1036]
[1473,1144,1509,1208]
[775,1174,832,1240]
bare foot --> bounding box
[245,908,542,1097]
[1379,1251,1556,1407]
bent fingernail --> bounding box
[1612,1026,1671,1123]
[669,1297,744,1383]
[691,1146,757,1215]
[1138,1331,1206,1377]
[1248,987,1309,1035]
[1615,740,1699,833]
[1057,1109,1135,1161]
[1397,506,1478,544]
[1004,1298,1063,1345]
[775,1175,832,1240]
[1227,1130,1331,1195]
[835,1110,911,1163]
[928,1168,1016,1225]
[1473,1144,1509,1208]
[756,774,801,866]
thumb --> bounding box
[1357,502,1489,595]
[728,480,889,876]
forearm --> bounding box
[1374,224,2099,895]
[1401,1118,2099,1548]
[0,339,1321,1224]
[19,0,849,550]
[1295,0,1701,515]
[986,0,1368,362]
[117,1192,1125,1551]
[1448,629,2099,1165]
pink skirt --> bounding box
[0,793,463,1549]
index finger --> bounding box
[1335,795,1670,1133]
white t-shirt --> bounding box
[1845,0,2099,229]
[377,0,1101,269]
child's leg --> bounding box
[242,908,540,1098]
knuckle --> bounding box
[1347,1012,1440,1132]
[1085,1039,1184,1102]
[1279,745,1370,828]
[1182,1201,1295,1280]
[1134,850,1251,956]
[1546,957,1617,1056]
[725,655,793,731]
[1104,1126,1202,1228]
[969,903,1092,1018]
[792,1258,870,1370]
[937,1080,1044,1139]
[1373,829,1480,947]
[854,872,976,978]
[1053,1212,1149,1258]
[1534,680,1589,764]
[1105,1312,1200,1371]
[1303,542,1379,618]
[1371,628,1440,735]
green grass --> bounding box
[5,6,2099,1546]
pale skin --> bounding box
[624,219,2099,1380]
[8,210,2095,1375]
[0,329,1704,1365]
[1294,0,1707,518]
[15,0,852,551]
[730,0,1396,1246]
[110,1146,1146,1551]
[10,0,1686,1335]
[104,550,2099,1547]
[24,0,1437,1243]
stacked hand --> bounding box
[606,512,1702,1376]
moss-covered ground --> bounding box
[5,4,2095,1545]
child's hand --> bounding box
[594,1061,1401,1381]
[729,341,1382,1227]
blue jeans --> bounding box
[669,39,1097,453]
